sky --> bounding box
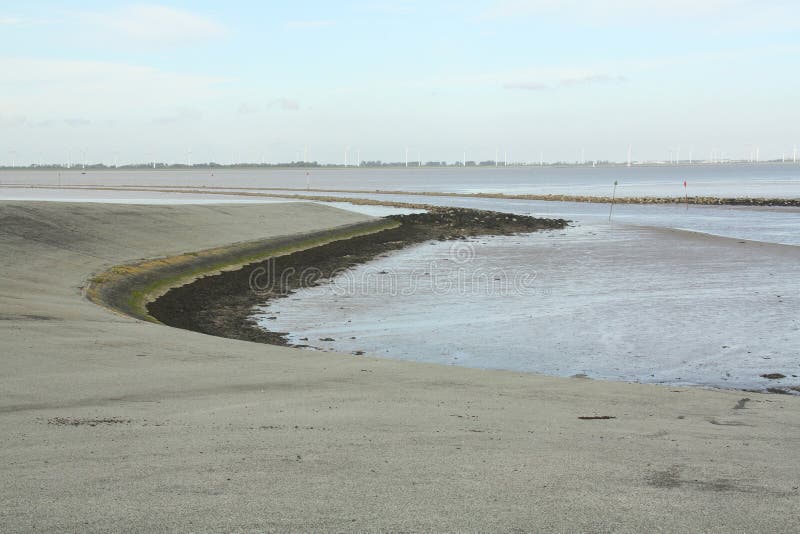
[1,0,799,165]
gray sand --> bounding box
[1,201,798,532]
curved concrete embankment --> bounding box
[1,200,799,532]
[86,217,397,322]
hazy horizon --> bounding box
[2,1,799,166]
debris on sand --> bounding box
[47,417,131,427]
[760,373,786,380]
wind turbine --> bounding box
[405,147,409,168]
[187,148,192,167]
[495,148,499,167]
[356,148,360,167]
[793,145,798,164]
[344,146,349,167]
[627,144,632,167]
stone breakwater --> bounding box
[300,190,800,207]
[146,207,567,345]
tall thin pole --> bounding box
[405,147,409,168]
[608,180,618,222]
[684,180,688,210]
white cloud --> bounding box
[79,4,225,46]
[484,0,741,18]
[0,57,225,118]
[0,113,28,127]
[0,15,53,26]
[286,20,334,29]
[479,0,800,30]
[505,73,627,91]
[269,98,300,111]
[504,81,549,91]
[560,74,627,86]
[153,108,203,125]
[237,103,260,115]
[360,2,416,15]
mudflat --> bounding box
[1,201,798,532]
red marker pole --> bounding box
[683,180,688,210]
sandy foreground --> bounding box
[1,201,798,532]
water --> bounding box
[2,163,799,198]
[256,224,800,392]
[3,167,798,391]
[251,190,800,246]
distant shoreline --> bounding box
[3,183,799,207]
[3,160,800,171]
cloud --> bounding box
[0,15,52,26]
[28,117,92,128]
[0,57,225,117]
[560,74,627,86]
[360,2,416,15]
[63,117,92,127]
[153,108,203,125]
[269,98,300,111]
[286,20,334,29]
[0,114,28,127]
[79,4,225,46]
[478,0,800,31]
[505,73,627,91]
[503,81,549,91]
[483,0,742,19]
[237,103,260,115]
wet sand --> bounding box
[1,201,799,532]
